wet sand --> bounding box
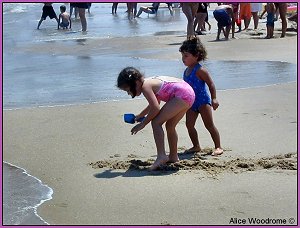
[3,16,298,225]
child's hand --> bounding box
[131,123,145,135]
[212,98,219,110]
[134,114,143,122]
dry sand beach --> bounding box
[3,5,298,226]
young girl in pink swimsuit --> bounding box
[117,67,195,170]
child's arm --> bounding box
[196,67,219,110]
[131,83,160,134]
[136,98,161,120]
[69,16,72,29]
[136,105,150,120]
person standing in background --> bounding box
[182,2,199,39]
[70,3,78,19]
[274,3,287,38]
[229,3,241,32]
[112,3,118,14]
[203,3,211,32]
[73,2,88,31]
[250,3,262,30]
[194,3,208,35]
[239,3,251,30]
[37,3,59,29]
[265,3,275,39]
[127,2,138,19]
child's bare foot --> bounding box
[149,155,169,171]
[184,146,201,153]
[211,148,223,156]
[168,155,179,163]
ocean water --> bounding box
[2,3,297,225]
[3,162,53,225]
[3,3,297,109]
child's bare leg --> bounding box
[199,104,223,155]
[151,122,169,170]
[151,98,189,170]
[185,109,201,152]
[166,108,188,162]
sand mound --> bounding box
[89,151,297,175]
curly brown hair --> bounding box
[179,37,207,61]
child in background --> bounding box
[266,3,275,39]
[37,3,59,29]
[117,67,195,170]
[179,38,223,156]
[58,5,71,29]
[213,4,234,40]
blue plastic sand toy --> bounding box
[124,113,145,124]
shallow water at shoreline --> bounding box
[3,55,297,109]
[3,162,53,225]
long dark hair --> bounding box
[117,67,143,98]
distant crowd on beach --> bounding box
[37,2,92,31]
[179,2,297,40]
[37,2,297,39]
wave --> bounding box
[3,3,40,14]
[3,162,53,225]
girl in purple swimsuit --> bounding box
[117,67,195,170]
[179,38,223,156]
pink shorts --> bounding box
[156,81,195,107]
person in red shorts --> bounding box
[239,3,251,30]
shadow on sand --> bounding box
[92,150,213,179]
[93,168,177,179]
